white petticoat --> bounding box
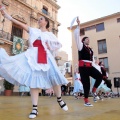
[0,48,68,89]
[19,85,30,92]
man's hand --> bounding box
[76,17,80,26]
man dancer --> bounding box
[73,17,102,106]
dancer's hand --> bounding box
[0,5,5,16]
[76,17,80,26]
[0,5,5,11]
[0,5,29,32]
[0,5,13,21]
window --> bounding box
[66,69,68,73]
[96,23,104,32]
[117,18,120,23]
[42,6,48,15]
[85,25,96,31]
[11,24,23,42]
[98,39,107,54]
[66,63,69,67]
[85,27,91,31]
[99,57,109,72]
[80,28,85,36]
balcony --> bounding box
[0,30,28,47]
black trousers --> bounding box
[79,66,102,98]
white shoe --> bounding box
[62,104,68,111]
[91,92,100,100]
[29,109,38,119]
[58,100,68,111]
[84,103,93,107]
[99,96,104,101]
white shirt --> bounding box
[74,26,95,63]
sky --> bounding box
[57,0,120,60]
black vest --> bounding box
[78,44,93,61]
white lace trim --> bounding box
[25,27,62,71]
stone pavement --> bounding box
[0,96,120,120]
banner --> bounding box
[12,36,24,54]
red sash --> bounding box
[33,40,47,64]
[79,60,92,67]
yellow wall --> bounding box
[71,13,120,92]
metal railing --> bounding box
[0,30,29,46]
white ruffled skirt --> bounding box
[0,48,68,89]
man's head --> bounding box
[82,37,89,45]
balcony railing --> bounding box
[0,30,28,46]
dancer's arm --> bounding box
[0,6,29,32]
[74,17,83,51]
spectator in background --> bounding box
[99,61,112,90]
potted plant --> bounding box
[3,80,14,96]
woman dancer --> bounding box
[73,65,83,99]
[73,17,102,106]
[0,6,68,119]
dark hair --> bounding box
[44,16,50,29]
[98,61,102,65]
[82,37,88,43]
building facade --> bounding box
[71,12,120,92]
[55,51,72,80]
[0,0,60,94]
[0,0,60,55]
